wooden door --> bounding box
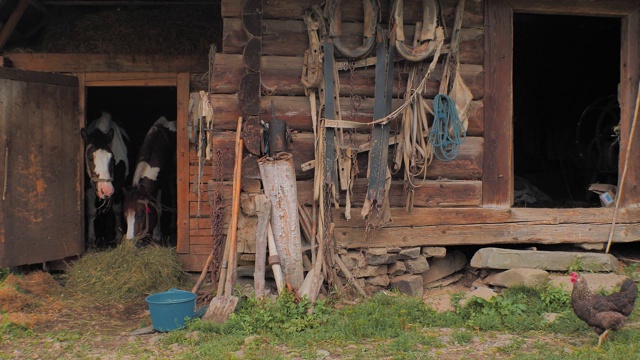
[0,67,82,267]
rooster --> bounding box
[570,272,638,347]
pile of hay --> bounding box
[64,240,186,304]
[0,271,65,328]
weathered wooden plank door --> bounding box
[0,67,82,267]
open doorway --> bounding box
[512,14,621,208]
[85,86,178,248]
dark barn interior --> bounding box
[1,0,221,249]
[85,86,178,247]
[513,14,621,208]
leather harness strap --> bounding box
[137,198,157,238]
[322,39,338,191]
[365,29,395,212]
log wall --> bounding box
[181,0,486,270]
[181,0,640,271]
[4,1,636,273]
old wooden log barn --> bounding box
[1,0,639,297]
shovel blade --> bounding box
[202,296,239,323]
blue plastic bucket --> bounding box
[146,289,197,332]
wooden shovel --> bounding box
[203,117,243,323]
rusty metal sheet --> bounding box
[0,68,82,267]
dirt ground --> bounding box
[1,252,636,360]
[0,270,550,360]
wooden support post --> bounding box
[267,222,285,294]
[254,194,271,297]
[258,152,305,290]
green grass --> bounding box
[157,281,640,359]
[3,269,640,359]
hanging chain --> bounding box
[208,149,225,289]
[346,61,362,155]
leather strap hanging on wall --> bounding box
[361,30,395,228]
[322,40,338,190]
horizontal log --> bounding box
[188,184,482,253]
[178,253,210,272]
[195,133,482,181]
[334,222,640,248]
[185,206,640,267]
[190,179,482,219]
[223,18,483,64]
[333,207,640,247]
[211,54,484,100]
[507,0,639,16]
[188,235,214,245]
[210,93,484,136]
[188,244,214,256]
[2,53,206,73]
[222,0,483,27]
[333,207,640,228]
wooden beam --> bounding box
[333,207,640,228]
[176,73,191,254]
[619,8,640,207]
[335,222,640,248]
[0,67,77,87]
[82,72,178,87]
[77,73,86,250]
[333,207,640,248]
[185,205,640,264]
[188,179,482,218]
[506,0,640,16]
[0,0,30,51]
[483,0,513,208]
[2,53,207,73]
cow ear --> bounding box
[106,128,115,142]
[81,128,89,144]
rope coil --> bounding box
[429,93,466,161]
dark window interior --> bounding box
[513,14,621,208]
